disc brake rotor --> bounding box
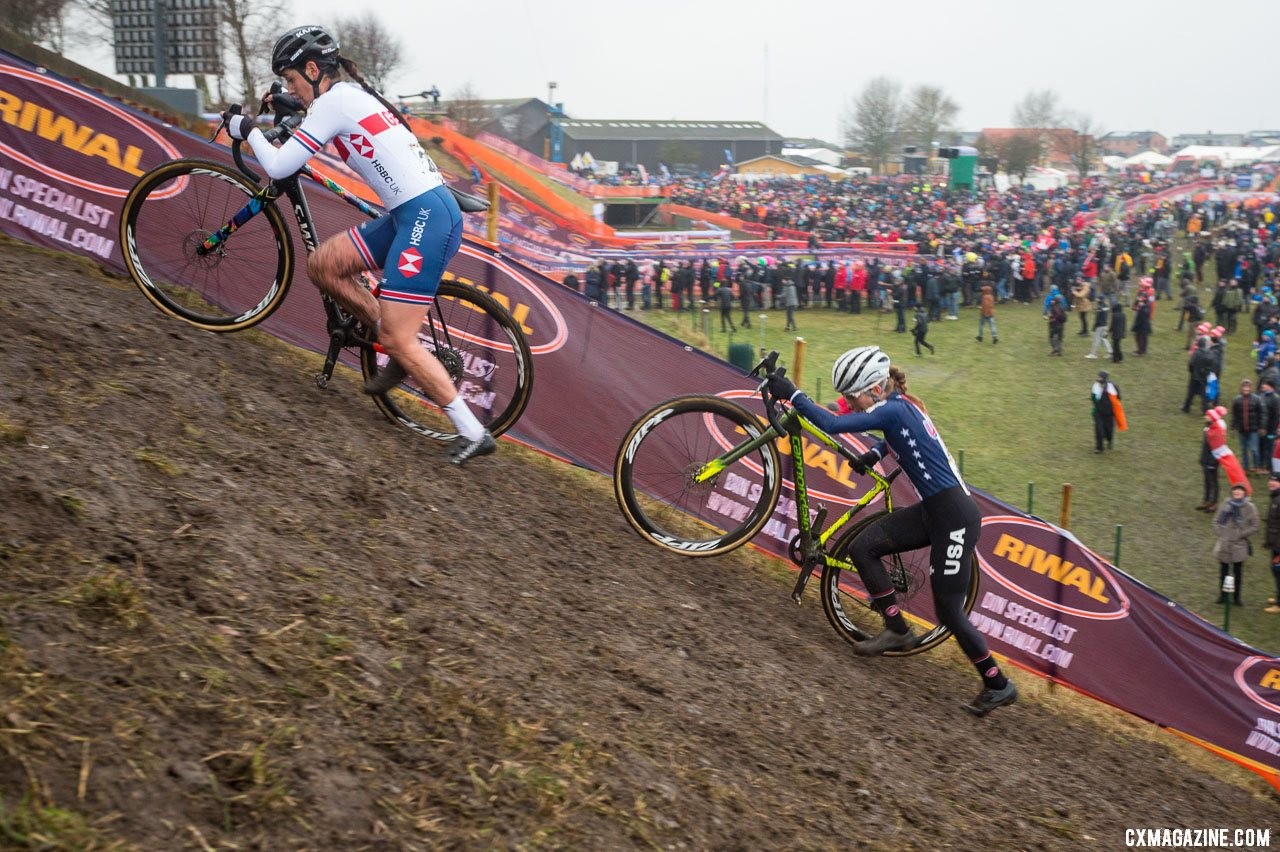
[434,347,465,383]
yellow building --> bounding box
[733,154,832,178]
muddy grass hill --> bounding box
[0,237,1276,849]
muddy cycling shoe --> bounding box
[853,627,917,656]
[363,359,406,395]
[449,431,497,465]
[963,680,1018,717]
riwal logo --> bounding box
[443,243,568,356]
[706,389,884,510]
[0,63,181,198]
[978,516,1130,620]
[1233,656,1280,715]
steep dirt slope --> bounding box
[0,238,1274,850]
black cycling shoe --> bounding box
[963,680,1018,717]
[363,359,406,395]
[853,627,917,656]
[450,431,496,465]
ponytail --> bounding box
[888,366,926,411]
[337,56,408,127]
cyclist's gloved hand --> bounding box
[766,373,797,401]
[223,110,256,141]
[851,448,882,474]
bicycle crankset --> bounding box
[788,533,825,605]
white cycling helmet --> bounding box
[832,346,891,396]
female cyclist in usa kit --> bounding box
[221,25,494,464]
[767,345,1018,716]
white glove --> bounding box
[226,113,257,141]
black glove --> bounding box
[223,110,256,141]
[766,373,796,401]
[851,449,882,474]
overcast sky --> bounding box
[66,0,1280,145]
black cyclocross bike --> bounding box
[614,351,979,655]
[118,91,532,443]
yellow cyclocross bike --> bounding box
[613,350,979,655]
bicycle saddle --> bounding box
[449,187,490,213]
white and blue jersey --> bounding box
[243,81,461,306]
[790,391,967,499]
[245,81,443,210]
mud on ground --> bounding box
[0,237,1275,850]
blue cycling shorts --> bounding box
[347,184,462,306]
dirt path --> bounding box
[0,237,1275,849]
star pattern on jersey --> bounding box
[397,247,423,277]
[906,432,936,478]
[349,133,375,159]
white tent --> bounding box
[1020,166,1071,191]
[1102,155,1126,170]
[1123,150,1173,168]
[1169,145,1280,167]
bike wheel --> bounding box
[361,280,533,441]
[614,395,781,556]
[120,159,293,332]
[819,510,980,656]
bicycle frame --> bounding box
[193,126,417,387]
[693,399,899,602]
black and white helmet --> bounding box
[271,25,340,76]
[832,346,891,396]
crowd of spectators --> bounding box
[563,175,1280,342]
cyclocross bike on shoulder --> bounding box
[118,89,532,443]
[613,350,979,655]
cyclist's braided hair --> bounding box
[887,366,926,411]
[337,55,408,128]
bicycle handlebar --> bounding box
[749,347,899,486]
[230,85,306,185]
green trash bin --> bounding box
[728,342,756,372]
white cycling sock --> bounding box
[444,396,486,442]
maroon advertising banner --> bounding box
[1,50,1277,787]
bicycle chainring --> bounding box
[435,347,465,383]
[787,533,805,567]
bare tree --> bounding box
[841,76,901,175]
[220,0,291,105]
[332,13,402,92]
[3,0,73,50]
[1058,111,1105,177]
[447,82,488,137]
[900,84,959,153]
[999,134,1041,181]
[1012,89,1062,129]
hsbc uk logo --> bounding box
[398,248,423,277]
[348,133,375,159]
[409,207,430,247]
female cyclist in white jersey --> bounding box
[221,25,494,464]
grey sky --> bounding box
[68,0,1280,145]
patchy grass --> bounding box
[60,569,148,629]
[132,447,181,477]
[0,796,118,851]
[0,419,28,444]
